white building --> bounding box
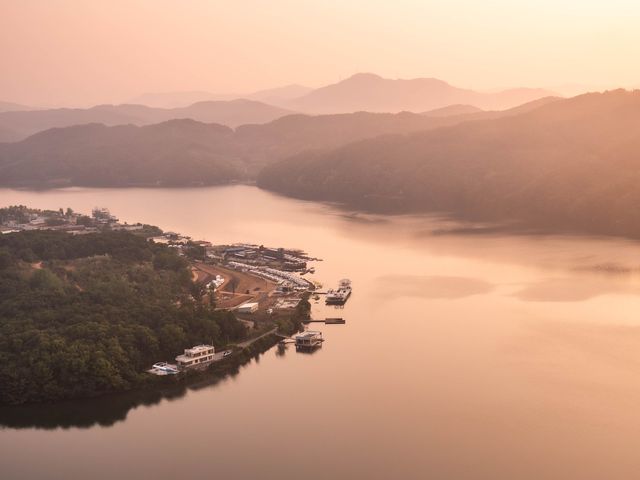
[175,344,216,369]
[236,302,259,313]
[294,331,323,350]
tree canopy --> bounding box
[0,230,246,405]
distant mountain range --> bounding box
[258,90,640,238]
[6,88,640,239]
[283,73,557,114]
[421,104,484,117]
[0,101,33,113]
[130,75,556,113]
[248,84,313,106]
[130,85,312,109]
[0,99,294,142]
[0,98,557,188]
[0,74,558,142]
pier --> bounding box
[302,317,345,324]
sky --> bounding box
[1,0,639,107]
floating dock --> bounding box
[302,317,345,324]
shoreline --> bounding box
[0,295,310,428]
[0,206,315,408]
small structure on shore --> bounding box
[237,302,259,314]
[207,275,224,290]
[175,344,216,369]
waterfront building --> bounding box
[294,331,323,350]
[175,344,216,369]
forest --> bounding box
[0,230,247,405]
[258,90,640,239]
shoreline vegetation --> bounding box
[0,206,310,406]
[0,323,306,430]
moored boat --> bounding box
[325,278,352,305]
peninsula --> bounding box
[0,206,312,405]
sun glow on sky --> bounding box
[1,0,639,106]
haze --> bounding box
[2,0,639,107]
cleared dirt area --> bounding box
[192,262,277,309]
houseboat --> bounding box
[294,331,323,351]
[325,279,352,305]
[175,344,216,370]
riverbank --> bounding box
[0,207,316,406]
[0,294,310,425]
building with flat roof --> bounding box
[294,331,323,350]
[175,344,215,369]
[237,302,259,313]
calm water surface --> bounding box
[2,186,640,479]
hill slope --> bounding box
[0,111,485,187]
[0,120,242,187]
[259,90,640,238]
[0,228,246,405]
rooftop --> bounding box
[182,344,214,355]
[295,331,322,339]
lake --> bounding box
[2,185,640,479]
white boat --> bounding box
[325,279,352,305]
[152,362,179,374]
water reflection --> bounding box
[0,348,258,429]
[512,276,640,302]
[4,186,640,479]
[0,384,189,430]
[378,275,494,299]
[331,210,640,276]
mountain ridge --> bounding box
[258,90,640,238]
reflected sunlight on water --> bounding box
[2,185,640,480]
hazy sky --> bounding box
[1,0,639,106]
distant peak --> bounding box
[346,73,384,82]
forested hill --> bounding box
[0,112,459,188]
[0,101,559,188]
[0,229,246,405]
[0,121,243,187]
[258,90,640,238]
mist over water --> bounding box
[2,185,640,479]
